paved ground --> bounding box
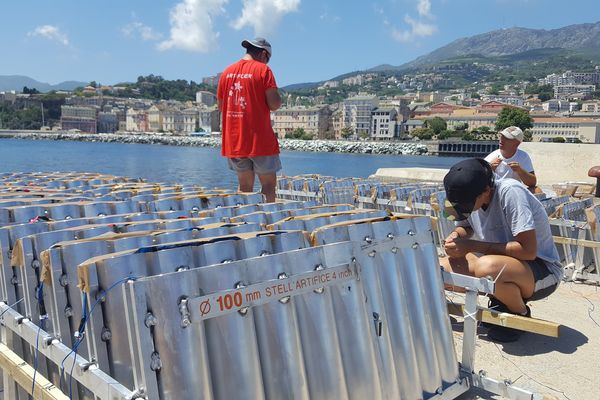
[451,280,600,400]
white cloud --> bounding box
[122,21,162,41]
[392,15,437,42]
[391,0,437,42]
[28,25,69,46]
[231,0,300,36]
[417,0,432,17]
[159,0,228,52]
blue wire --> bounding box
[31,323,42,396]
[60,275,137,398]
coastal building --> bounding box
[198,107,220,133]
[330,109,343,140]
[371,107,399,141]
[195,91,217,107]
[125,108,149,132]
[404,119,425,134]
[147,105,166,132]
[444,113,497,130]
[531,117,600,143]
[161,108,197,134]
[272,106,331,139]
[60,105,98,133]
[97,111,119,133]
[342,95,379,139]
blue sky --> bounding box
[2,0,599,87]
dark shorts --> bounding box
[227,155,282,175]
[525,258,560,301]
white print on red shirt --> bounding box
[228,81,247,110]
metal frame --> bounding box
[442,271,542,400]
[0,302,136,400]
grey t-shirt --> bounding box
[458,179,563,280]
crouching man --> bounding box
[440,158,563,342]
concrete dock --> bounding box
[454,281,600,400]
[374,142,600,186]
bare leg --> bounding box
[258,173,277,203]
[440,253,535,314]
[237,170,255,193]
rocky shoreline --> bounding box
[0,131,429,156]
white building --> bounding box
[531,117,600,143]
[196,91,217,107]
[342,95,379,139]
[554,84,595,100]
[371,108,399,141]
[272,106,331,139]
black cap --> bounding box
[443,158,493,221]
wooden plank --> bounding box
[0,343,68,400]
[553,236,600,249]
[447,302,560,338]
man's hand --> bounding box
[507,161,522,173]
[444,233,471,258]
[489,158,502,172]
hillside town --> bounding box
[1,68,600,144]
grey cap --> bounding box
[241,37,272,57]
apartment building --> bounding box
[195,91,217,107]
[554,84,595,100]
[60,105,98,133]
[371,108,399,141]
[580,101,600,113]
[198,107,220,133]
[162,108,197,134]
[531,117,600,143]
[97,112,119,133]
[147,105,164,132]
[272,106,331,139]
[125,109,149,132]
[342,95,379,139]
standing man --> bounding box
[484,126,537,190]
[217,37,282,202]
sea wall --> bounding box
[0,131,428,156]
[374,142,600,184]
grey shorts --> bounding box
[227,155,282,175]
[525,258,560,301]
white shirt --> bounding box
[485,148,534,182]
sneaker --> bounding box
[481,297,510,329]
[486,305,531,343]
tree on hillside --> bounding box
[495,107,533,132]
[425,117,447,135]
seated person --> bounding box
[440,158,562,342]
[485,126,538,191]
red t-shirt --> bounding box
[217,59,279,157]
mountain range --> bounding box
[372,21,600,71]
[0,75,87,92]
[284,21,600,90]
